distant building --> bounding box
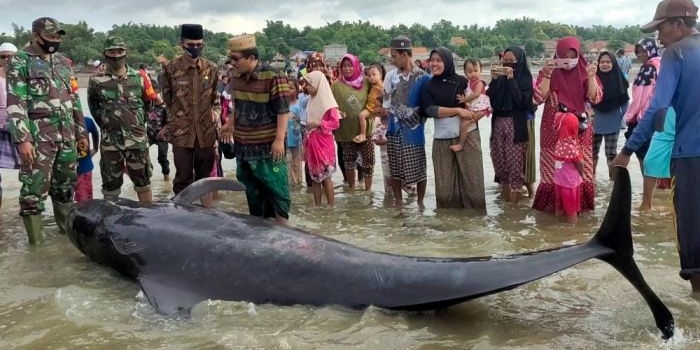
[585,40,609,60]
[378,46,429,63]
[450,36,467,47]
[323,43,347,65]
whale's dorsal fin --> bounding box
[173,178,246,204]
[138,274,206,317]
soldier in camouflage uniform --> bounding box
[87,37,160,203]
[6,17,88,244]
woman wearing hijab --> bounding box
[622,38,663,210]
[591,51,629,180]
[331,54,374,191]
[304,71,341,207]
[420,47,486,210]
[532,36,602,214]
[487,46,533,204]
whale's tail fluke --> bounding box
[590,167,674,339]
[173,178,246,204]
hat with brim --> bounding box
[641,0,699,33]
[32,17,65,36]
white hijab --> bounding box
[304,71,338,125]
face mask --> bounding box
[554,58,579,70]
[105,55,126,70]
[184,46,202,59]
[38,36,60,54]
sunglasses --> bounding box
[0,55,12,60]
[229,54,245,62]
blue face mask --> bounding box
[184,46,202,59]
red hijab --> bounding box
[550,36,589,115]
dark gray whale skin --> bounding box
[65,168,674,339]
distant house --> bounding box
[543,40,558,59]
[323,43,347,65]
[585,40,609,60]
[378,46,429,63]
[450,36,467,47]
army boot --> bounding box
[53,202,73,235]
[22,215,43,245]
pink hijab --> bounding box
[338,54,364,90]
[550,36,589,115]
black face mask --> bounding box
[184,46,202,59]
[38,36,60,54]
[105,55,127,70]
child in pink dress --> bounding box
[454,59,491,152]
[303,71,341,207]
[554,110,584,223]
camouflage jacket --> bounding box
[6,46,86,144]
[87,66,154,151]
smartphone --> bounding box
[491,64,507,75]
[552,59,577,70]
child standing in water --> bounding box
[286,79,304,187]
[454,59,491,152]
[75,115,100,202]
[553,109,584,223]
[353,64,384,143]
[303,71,341,207]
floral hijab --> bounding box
[633,38,661,87]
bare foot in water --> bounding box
[449,144,464,152]
[638,204,652,211]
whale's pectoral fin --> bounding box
[138,275,206,317]
[173,178,246,204]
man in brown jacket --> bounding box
[160,24,220,207]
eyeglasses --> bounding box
[229,54,244,62]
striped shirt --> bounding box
[231,65,291,160]
[161,55,220,148]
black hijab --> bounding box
[488,46,533,113]
[423,47,467,109]
[594,51,630,112]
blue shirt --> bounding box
[287,102,303,148]
[77,116,99,175]
[623,33,700,158]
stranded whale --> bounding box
[65,168,674,339]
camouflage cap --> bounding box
[32,17,66,35]
[104,36,127,51]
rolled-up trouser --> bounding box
[18,141,77,215]
[100,148,152,197]
[672,157,700,280]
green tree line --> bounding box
[0,17,651,68]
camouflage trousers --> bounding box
[18,141,77,216]
[100,148,152,197]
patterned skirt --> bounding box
[533,106,595,213]
[432,131,486,210]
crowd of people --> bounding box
[1,0,700,292]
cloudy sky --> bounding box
[0,0,662,36]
